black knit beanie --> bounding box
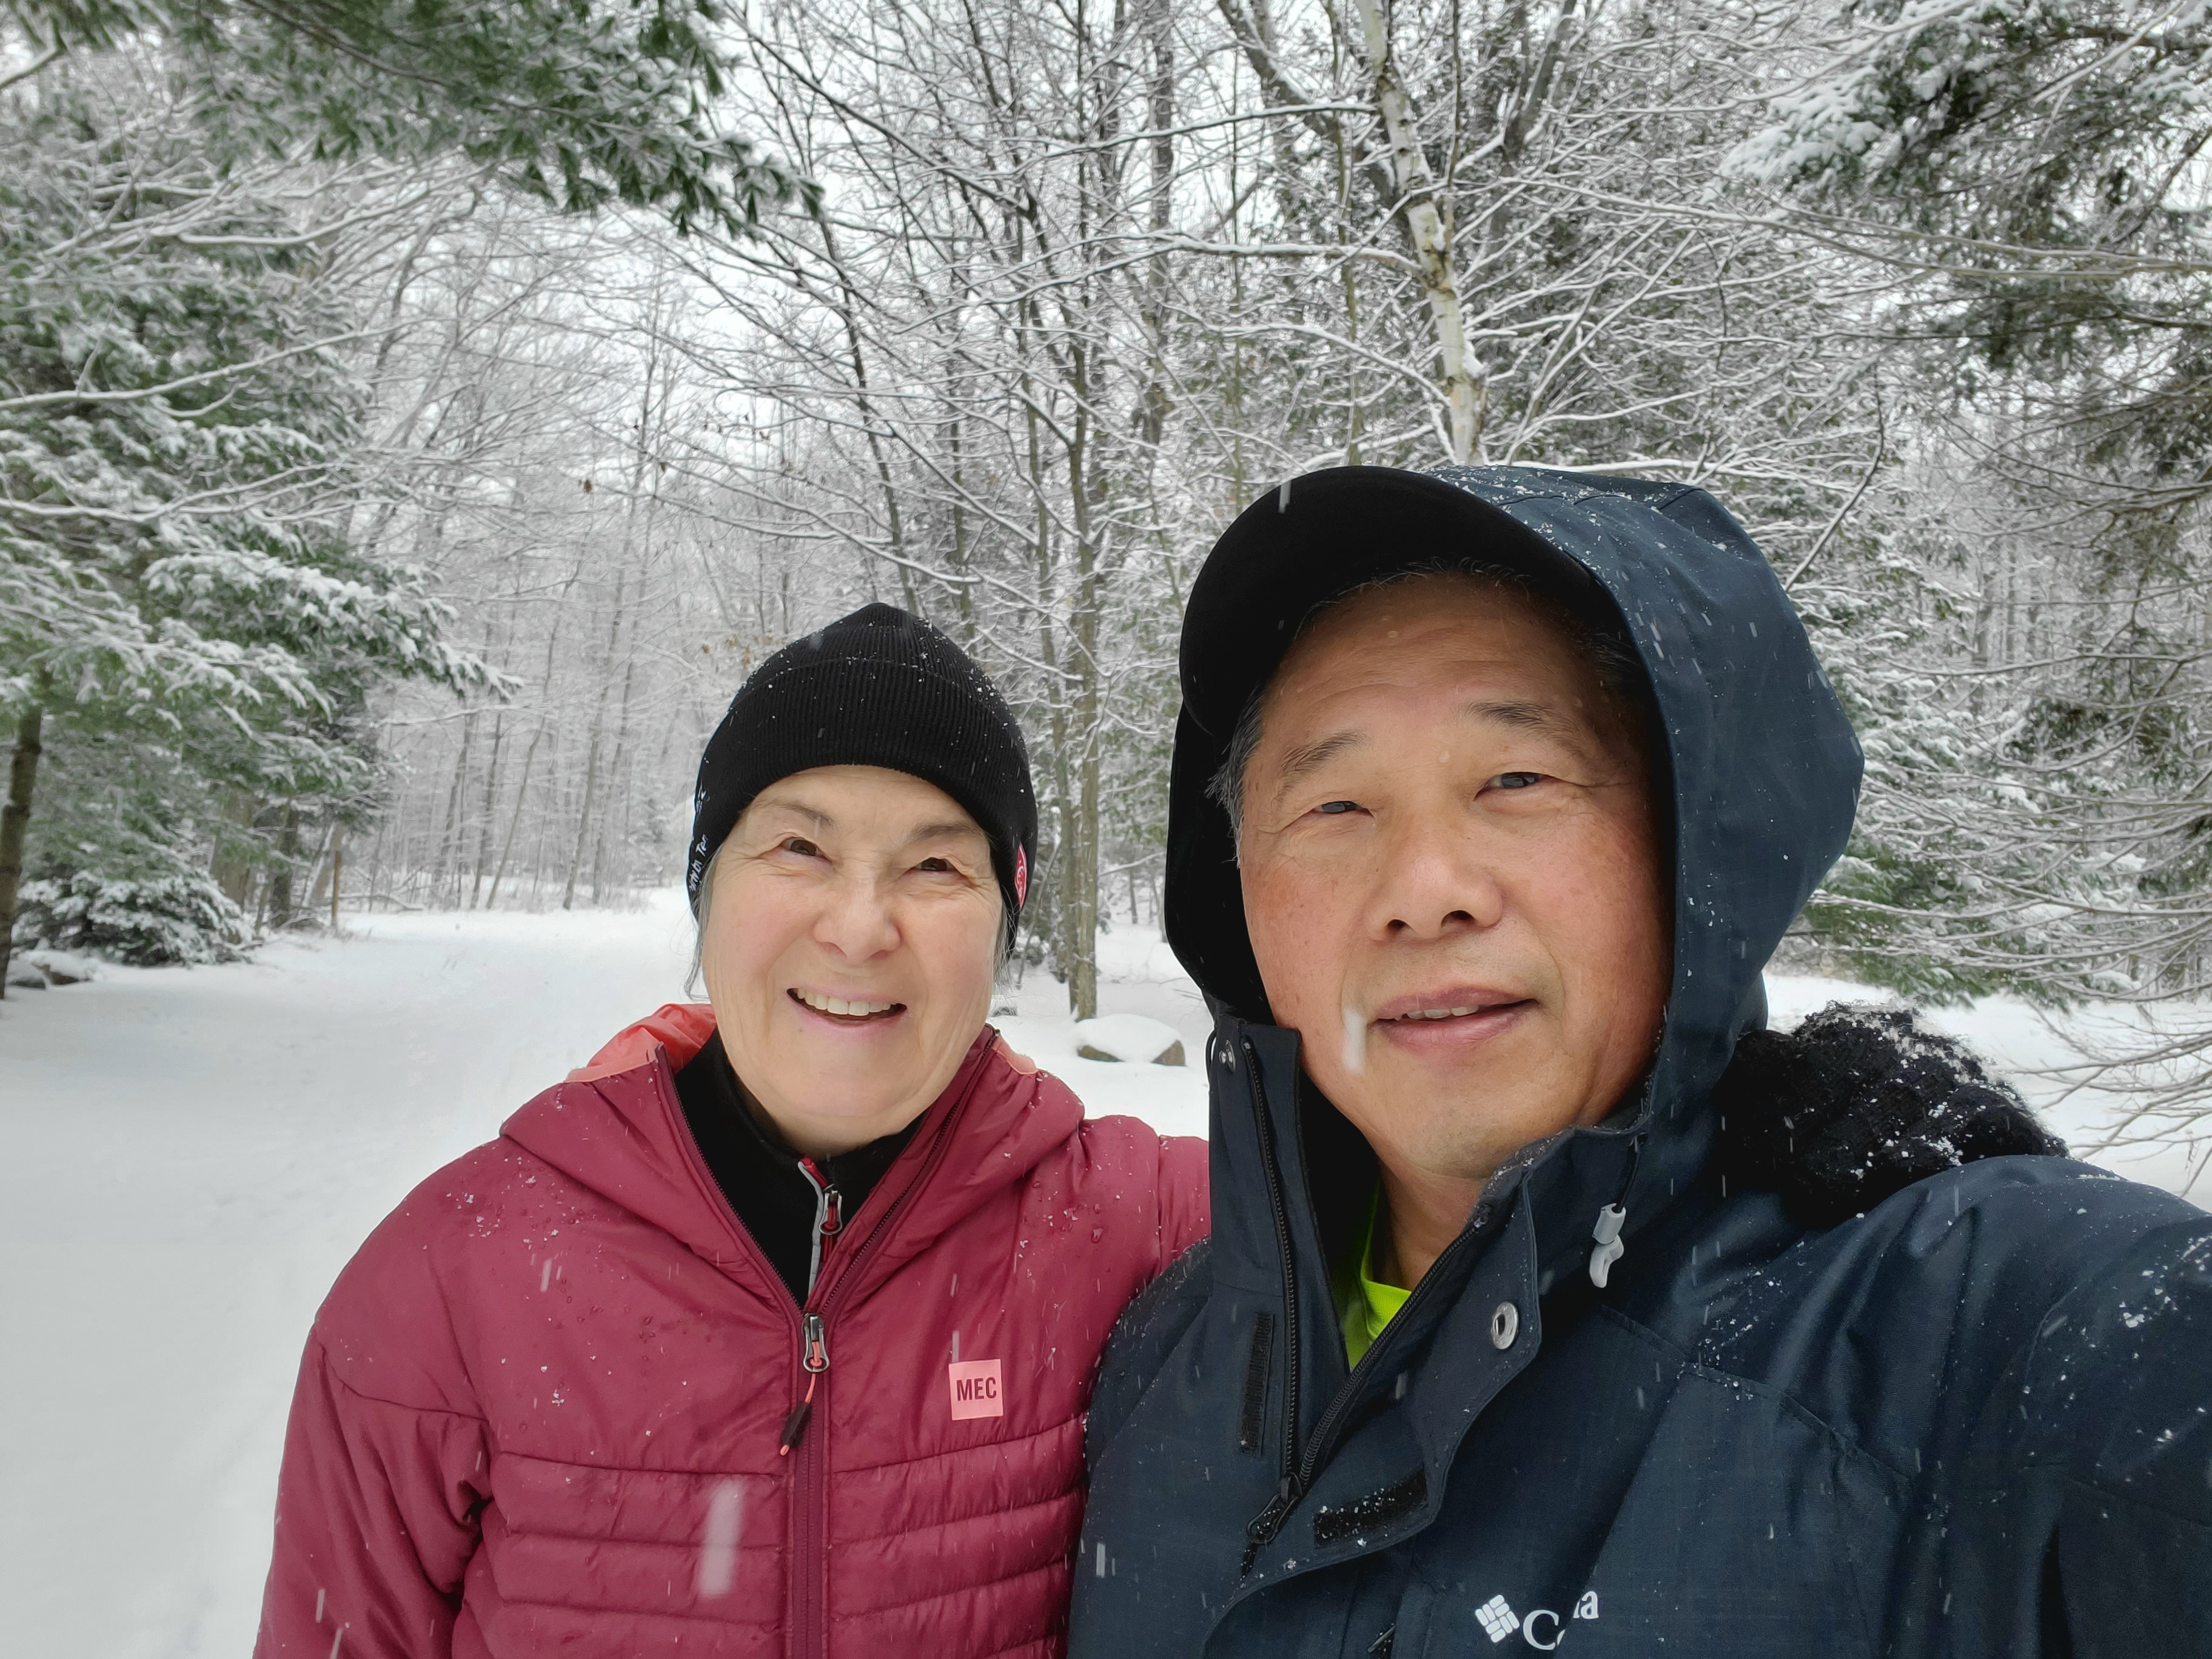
[686,604,1038,946]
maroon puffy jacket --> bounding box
[254,1004,1208,1659]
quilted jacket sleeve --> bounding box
[254,1335,489,1659]
[1156,1132,1212,1267]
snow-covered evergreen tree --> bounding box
[0,55,486,975]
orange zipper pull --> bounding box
[780,1313,830,1456]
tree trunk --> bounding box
[304,823,337,913]
[211,789,257,907]
[487,722,546,912]
[1347,0,1484,461]
[266,805,301,929]
[435,707,477,906]
[0,705,44,999]
[1063,344,1104,1022]
[811,201,920,614]
[329,830,344,934]
[469,713,506,908]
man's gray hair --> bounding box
[1205,561,1653,842]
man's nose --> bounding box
[1371,815,1505,940]
[814,874,902,960]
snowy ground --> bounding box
[1,894,2203,1659]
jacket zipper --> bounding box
[1237,1034,1475,1572]
[643,1041,982,1659]
[795,1157,845,1298]
[1240,1037,1304,1569]
[776,1161,843,1453]
[780,1096,973,1659]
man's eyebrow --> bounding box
[1271,729,1366,804]
[1466,697,1567,732]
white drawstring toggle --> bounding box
[1588,1204,1627,1288]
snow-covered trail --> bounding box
[0,897,2200,1659]
[0,902,701,1659]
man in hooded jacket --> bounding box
[1068,466,2212,1658]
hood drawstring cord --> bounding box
[1589,1134,1646,1290]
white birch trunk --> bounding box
[1346,0,1484,463]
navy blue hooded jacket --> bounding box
[1068,466,2212,1658]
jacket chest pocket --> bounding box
[1403,1371,1893,1658]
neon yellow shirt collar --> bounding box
[1336,1185,1410,1366]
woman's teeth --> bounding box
[1392,1007,1479,1021]
[794,990,899,1017]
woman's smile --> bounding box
[787,985,908,1025]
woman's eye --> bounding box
[1493,772,1544,791]
[781,836,822,857]
[913,856,954,874]
[1316,800,1360,816]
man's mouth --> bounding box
[1367,988,1534,1042]
[789,987,906,1024]
[1373,987,1528,1021]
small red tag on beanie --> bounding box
[1014,846,1028,905]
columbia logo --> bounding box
[1474,1590,1599,1648]
[1476,1595,1520,1643]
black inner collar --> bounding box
[674,1029,923,1305]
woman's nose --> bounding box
[813,877,902,960]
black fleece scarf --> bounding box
[674,1030,923,1305]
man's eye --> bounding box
[1316,800,1360,816]
[1493,773,1545,791]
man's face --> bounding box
[1238,574,1671,1190]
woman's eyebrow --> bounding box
[751,796,833,830]
[907,820,986,843]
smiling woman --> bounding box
[253,602,1208,1659]
[698,765,1005,1157]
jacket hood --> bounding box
[1166,464,1864,1258]
[503,1004,1084,1296]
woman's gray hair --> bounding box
[686,842,725,997]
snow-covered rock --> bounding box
[1073,1013,1185,1066]
[5,949,98,989]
